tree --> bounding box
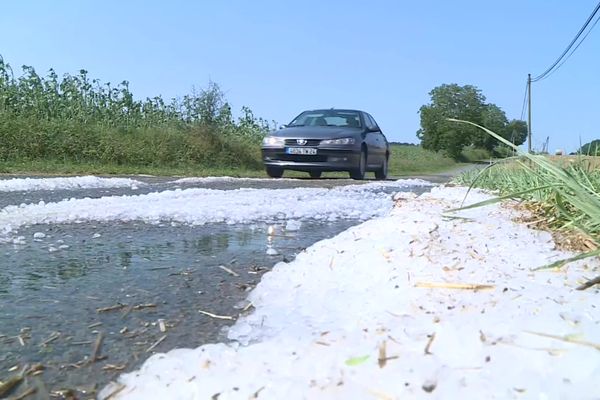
[417,83,528,159]
[503,119,528,146]
[579,139,600,155]
[417,84,487,159]
[477,104,508,151]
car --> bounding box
[261,109,389,180]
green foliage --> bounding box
[579,139,600,155]
[492,144,516,159]
[504,119,528,149]
[417,84,527,159]
[417,84,484,159]
[451,119,600,268]
[0,55,270,170]
[389,144,458,175]
[0,118,263,168]
[455,156,600,243]
[460,146,491,162]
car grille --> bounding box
[276,154,328,162]
[284,139,321,146]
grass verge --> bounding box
[450,119,600,269]
[389,144,462,176]
[0,160,265,177]
[0,144,463,178]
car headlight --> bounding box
[321,137,355,145]
[262,136,285,147]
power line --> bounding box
[546,13,600,81]
[519,80,529,121]
[531,1,600,82]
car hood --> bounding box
[270,126,362,139]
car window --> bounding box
[362,113,375,130]
[366,113,380,131]
[337,112,361,128]
[289,111,362,128]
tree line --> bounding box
[579,140,600,156]
[417,84,528,159]
[0,55,270,168]
[0,55,272,138]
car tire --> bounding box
[350,149,366,180]
[375,156,388,180]
[309,171,322,179]
[266,167,283,178]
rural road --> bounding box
[0,171,466,398]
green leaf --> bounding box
[344,355,370,366]
[449,184,557,212]
[449,118,600,271]
[533,248,600,271]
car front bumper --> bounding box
[261,147,360,172]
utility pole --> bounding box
[527,73,532,153]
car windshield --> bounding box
[288,110,362,128]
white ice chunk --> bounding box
[11,236,26,245]
[266,247,279,256]
[285,220,302,231]
[0,176,145,192]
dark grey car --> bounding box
[261,109,389,180]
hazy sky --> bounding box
[1,1,599,152]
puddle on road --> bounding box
[0,218,360,396]
[0,179,435,397]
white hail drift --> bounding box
[0,179,432,238]
[99,186,600,400]
[0,176,144,192]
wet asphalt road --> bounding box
[0,173,462,399]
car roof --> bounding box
[305,109,365,114]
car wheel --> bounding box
[375,155,388,180]
[350,149,366,180]
[309,171,322,179]
[266,167,283,178]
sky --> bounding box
[1,0,599,153]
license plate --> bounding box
[286,147,317,155]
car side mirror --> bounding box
[279,124,288,129]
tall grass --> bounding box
[0,56,269,170]
[460,146,492,162]
[389,145,459,175]
[450,119,600,268]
